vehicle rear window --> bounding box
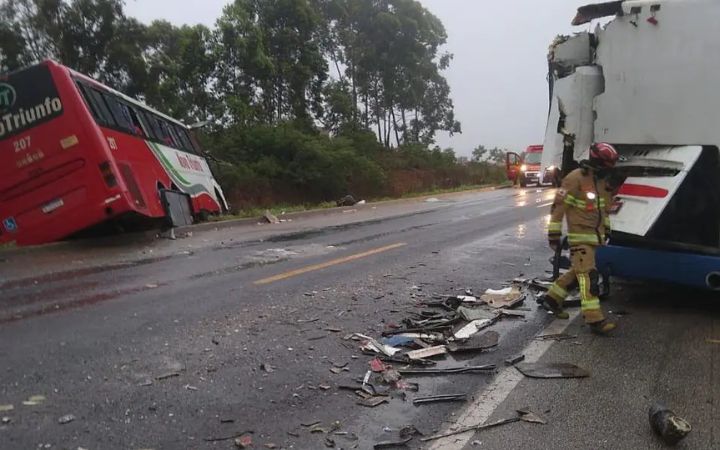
[0,64,64,140]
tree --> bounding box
[472,145,488,162]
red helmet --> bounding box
[589,142,619,168]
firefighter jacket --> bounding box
[548,167,613,247]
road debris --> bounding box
[482,287,524,309]
[262,210,280,224]
[706,338,720,344]
[234,434,253,448]
[58,414,76,425]
[204,431,254,442]
[407,345,447,360]
[155,372,180,380]
[457,306,497,322]
[357,396,389,407]
[649,403,692,445]
[355,334,401,356]
[534,333,577,341]
[454,319,494,339]
[336,195,358,207]
[399,365,495,375]
[505,354,525,365]
[448,331,499,353]
[373,436,413,448]
[260,363,275,373]
[22,395,46,406]
[0,405,13,412]
[420,409,545,442]
[515,362,590,379]
[1,417,10,424]
[370,358,391,372]
[413,393,467,405]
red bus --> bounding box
[0,60,227,246]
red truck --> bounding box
[506,145,554,187]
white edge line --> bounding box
[427,309,581,450]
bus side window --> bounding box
[174,125,195,154]
[125,104,147,137]
[103,93,135,134]
[146,114,165,143]
[77,83,116,128]
[137,110,159,141]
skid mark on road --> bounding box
[428,309,581,450]
[254,242,407,285]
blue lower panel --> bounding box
[596,245,720,290]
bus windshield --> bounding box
[523,152,542,164]
[0,64,64,140]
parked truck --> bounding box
[542,0,720,290]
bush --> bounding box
[203,124,505,213]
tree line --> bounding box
[0,0,506,210]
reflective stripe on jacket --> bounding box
[547,167,613,247]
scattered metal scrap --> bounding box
[399,365,495,376]
[413,393,467,405]
[649,403,692,445]
[420,409,546,442]
[373,436,412,448]
[515,362,590,379]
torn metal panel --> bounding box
[515,362,590,379]
[550,32,593,76]
[572,1,624,25]
[541,65,604,177]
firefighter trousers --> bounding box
[547,244,605,324]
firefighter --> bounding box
[542,143,619,335]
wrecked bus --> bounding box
[0,60,228,246]
[542,0,720,290]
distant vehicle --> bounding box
[506,145,557,187]
[0,60,227,246]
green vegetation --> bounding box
[0,0,508,212]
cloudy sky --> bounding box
[124,0,596,157]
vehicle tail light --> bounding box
[99,161,118,187]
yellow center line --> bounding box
[254,242,408,285]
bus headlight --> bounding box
[520,164,528,172]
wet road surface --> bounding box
[0,187,718,450]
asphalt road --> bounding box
[0,187,718,450]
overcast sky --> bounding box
[125,0,596,157]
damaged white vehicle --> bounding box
[542,0,720,290]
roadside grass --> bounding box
[212,182,511,222]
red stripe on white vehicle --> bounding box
[618,183,669,198]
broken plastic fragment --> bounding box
[58,414,76,425]
[355,333,401,356]
[406,345,447,360]
[0,405,13,412]
[454,319,493,339]
[457,306,497,322]
[448,331,499,353]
